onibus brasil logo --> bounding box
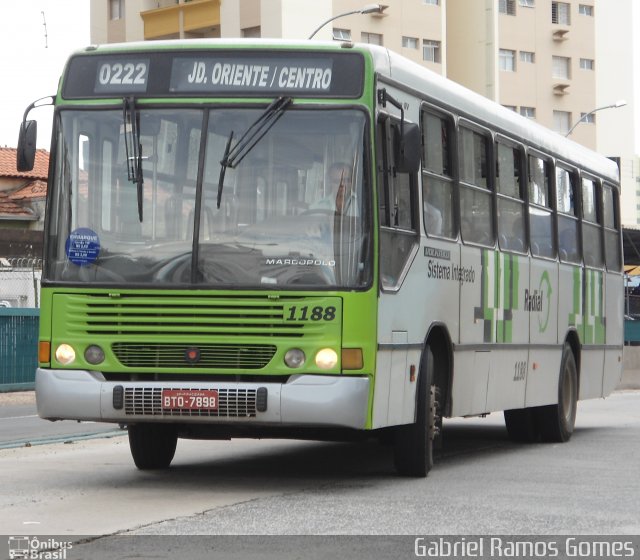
[8,537,72,560]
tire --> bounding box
[128,424,178,470]
[504,408,539,443]
[393,346,438,477]
[536,344,578,443]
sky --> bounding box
[0,1,90,149]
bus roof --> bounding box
[70,38,619,184]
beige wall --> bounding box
[595,0,638,226]
[447,0,497,100]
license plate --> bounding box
[162,389,219,411]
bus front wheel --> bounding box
[393,346,438,477]
[128,424,178,470]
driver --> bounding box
[311,162,356,215]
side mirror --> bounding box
[394,122,421,174]
[17,120,38,172]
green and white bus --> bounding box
[19,39,623,477]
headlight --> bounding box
[55,344,76,365]
[84,345,105,365]
[284,348,306,368]
[315,348,338,370]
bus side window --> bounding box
[496,140,525,253]
[581,177,603,268]
[377,117,419,290]
[528,155,555,258]
[603,183,621,271]
[459,126,493,246]
[556,166,580,264]
[421,108,455,238]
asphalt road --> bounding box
[1,390,639,560]
[0,398,123,449]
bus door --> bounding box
[579,176,606,398]
[373,116,421,428]
[526,154,559,407]
[602,182,624,394]
[486,139,530,412]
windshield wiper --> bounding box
[123,96,144,221]
[217,96,292,208]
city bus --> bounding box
[19,39,623,477]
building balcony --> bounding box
[141,0,221,40]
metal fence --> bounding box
[0,257,41,391]
[0,257,42,308]
[0,308,39,391]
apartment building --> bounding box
[91,1,599,139]
[91,0,638,220]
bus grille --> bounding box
[56,293,340,372]
[112,343,276,369]
[124,387,257,417]
[66,294,310,338]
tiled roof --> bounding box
[9,180,47,200]
[0,191,36,219]
[0,147,49,180]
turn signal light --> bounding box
[38,341,51,363]
[341,348,363,370]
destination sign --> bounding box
[62,50,364,99]
[171,57,334,94]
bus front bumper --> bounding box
[35,369,370,430]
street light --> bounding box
[308,4,387,40]
[565,100,627,137]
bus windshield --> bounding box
[46,106,370,289]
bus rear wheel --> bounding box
[393,346,438,477]
[128,424,178,470]
[536,344,578,442]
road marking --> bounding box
[0,415,38,420]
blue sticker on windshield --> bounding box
[65,228,100,266]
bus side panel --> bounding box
[451,350,489,416]
[579,269,605,399]
[603,270,624,395]
[485,253,529,412]
[459,245,486,346]
[526,258,560,407]
[373,238,460,428]
[453,245,490,415]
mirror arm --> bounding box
[377,88,404,137]
[21,95,55,124]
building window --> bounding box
[580,58,594,70]
[499,0,516,15]
[422,40,442,63]
[361,32,383,45]
[520,106,536,119]
[503,105,517,112]
[553,110,571,134]
[580,112,596,124]
[402,36,418,49]
[333,28,352,41]
[423,0,439,4]
[499,49,516,72]
[519,0,535,7]
[520,51,535,64]
[109,0,123,20]
[578,4,593,16]
[552,2,571,25]
[242,26,261,38]
[552,56,571,79]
